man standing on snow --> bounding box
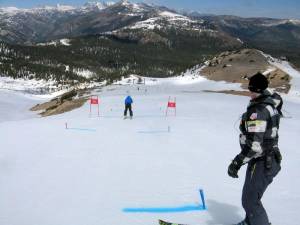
[228,72,283,225]
[124,95,133,119]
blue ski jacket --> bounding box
[125,96,133,105]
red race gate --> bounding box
[166,96,176,116]
[89,95,100,117]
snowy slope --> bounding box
[258,51,300,104]
[0,89,45,123]
[0,76,106,98]
[269,59,300,100]
[0,72,300,225]
[0,77,58,93]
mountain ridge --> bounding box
[1,1,300,45]
[0,0,300,87]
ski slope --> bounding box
[0,90,40,123]
[0,73,300,225]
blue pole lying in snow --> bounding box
[65,122,97,132]
[123,190,206,213]
[123,205,205,213]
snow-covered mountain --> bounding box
[191,15,300,50]
[81,1,114,11]
[0,1,213,44]
[0,1,115,15]
[1,1,300,68]
[1,0,300,88]
[0,1,113,43]
[1,0,300,47]
[0,0,238,86]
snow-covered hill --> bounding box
[267,57,300,101]
[0,64,300,225]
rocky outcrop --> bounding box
[201,49,291,93]
[31,89,88,117]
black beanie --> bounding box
[248,72,269,93]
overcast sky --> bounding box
[0,0,299,19]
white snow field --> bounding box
[0,90,41,123]
[0,71,300,225]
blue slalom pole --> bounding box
[123,190,207,213]
[199,189,206,210]
[123,204,205,213]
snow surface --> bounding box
[0,76,58,93]
[128,10,205,31]
[0,6,20,14]
[129,17,162,30]
[82,1,108,11]
[262,52,300,102]
[0,66,300,225]
[0,1,114,16]
[0,90,42,123]
[270,61,300,97]
[262,19,300,27]
[53,4,76,11]
[159,11,193,22]
[73,68,95,79]
[236,38,243,44]
[60,39,71,46]
[37,38,71,46]
[0,75,106,98]
[0,4,75,15]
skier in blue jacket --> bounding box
[124,95,133,119]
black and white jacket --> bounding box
[238,90,282,163]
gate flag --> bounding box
[166,96,176,116]
[90,95,100,117]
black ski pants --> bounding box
[124,104,133,117]
[242,155,281,225]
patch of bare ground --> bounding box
[31,89,89,117]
